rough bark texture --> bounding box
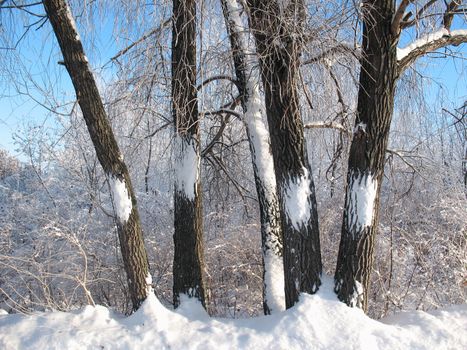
[334,0,398,312]
[221,0,283,314]
[43,0,150,311]
[172,0,206,308]
[246,0,322,309]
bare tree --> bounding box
[221,0,284,314]
[42,0,151,312]
[334,0,467,312]
[172,0,206,308]
[245,0,322,309]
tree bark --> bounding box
[43,0,151,312]
[221,0,284,314]
[245,0,322,309]
[334,0,398,312]
[172,0,206,308]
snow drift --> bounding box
[0,276,465,350]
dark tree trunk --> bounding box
[221,0,284,314]
[334,0,398,312]
[172,0,206,308]
[43,0,151,311]
[246,0,322,309]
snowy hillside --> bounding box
[0,277,465,350]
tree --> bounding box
[221,0,284,314]
[334,0,467,312]
[42,0,151,312]
[172,0,206,308]
[245,0,322,309]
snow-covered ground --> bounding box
[0,276,465,350]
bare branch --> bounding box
[196,75,239,91]
[401,0,439,29]
[443,1,460,30]
[304,121,351,135]
[392,0,412,36]
[302,43,358,65]
[110,19,171,62]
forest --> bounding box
[0,0,466,325]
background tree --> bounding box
[172,0,206,308]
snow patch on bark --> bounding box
[109,176,132,223]
[284,168,312,230]
[349,281,364,308]
[245,80,276,193]
[263,250,285,313]
[174,135,199,200]
[346,171,377,236]
[146,272,153,295]
[64,3,80,41]
[397,28,449,60]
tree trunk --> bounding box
[221,0,284,314]
[43,0,151,312]
[246,0,322,309]
[172,0,206,308]
[334,0,398,312]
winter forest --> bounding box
[0,0,466,348]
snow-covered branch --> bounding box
[397,29,467,74]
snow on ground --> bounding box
[0,276,465,350]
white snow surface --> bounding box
[109,176,132,223]
[0,276,465,350]
[263,251,285,313]
[284,167,312,230]
[397,28,449,60]
[346,171,377,236]
[174,135,199,200]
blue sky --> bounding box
[0,3,465,160]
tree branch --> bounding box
[110,19,171,62]
[196,75,239,91]
[398,29,467,74]
[304,121,351,135]
[302,43,358,65]
[392,0,412,36]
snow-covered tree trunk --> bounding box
[221,0,284,314]
[42,0,151,311]
[172,0,206,308]
[334,0,397,312]
[245,0,322,309]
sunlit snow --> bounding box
[284,168,312,230]
[174,135,199,200]
[0,276,465,349]
[109,176,132,223]
[346,171,377,235]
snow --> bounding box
[283,168,312,230]
[64,3,80,41]
[109,176,132,223]
[397,28,449,61]
[174,135,199,200]
[346,171,377,236]
[263,251,285,313]
[145,273,153,295]
[245,80,276,193]
[349,280,364,308]
[0,276,465,350]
